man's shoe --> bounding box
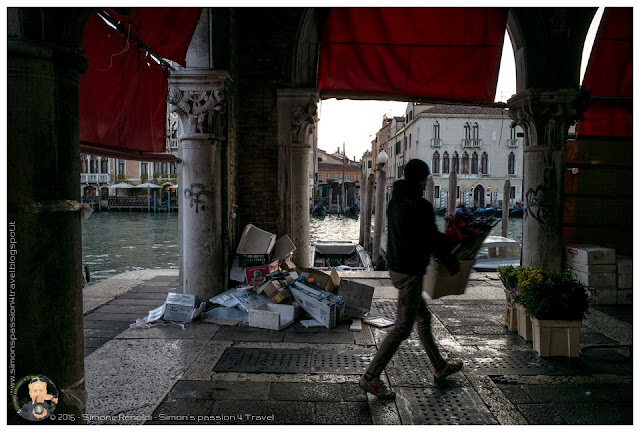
[433,359,463,379]
[359,374,396,399]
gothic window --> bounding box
[118,159,125,176]
[508,152,515,175]
[433,121,440,140]
[442,152,450,174]
[464,122,471,140]
[471,152,479,174]
[100,158,108,174]
[472,122,479,139]
[481,152,488,174]
[461,152,469,174]
[432,151,440,174]
[452,152,460,174]
[510,125,516,140]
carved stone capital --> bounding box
[291,102,318,145]
[507,89,590,150]
[168,70,228,139]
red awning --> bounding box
[578,7,632,138]
[79,8,202,161]
[318,7,509,103]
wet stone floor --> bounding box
[136,295,633,425]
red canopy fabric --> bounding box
[578,7,632,138]
[79,8,202,160]
[318,8,509,102]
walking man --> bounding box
[359,159,463,399]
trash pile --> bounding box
[134,224,388,331]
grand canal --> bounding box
[82,211,522,286]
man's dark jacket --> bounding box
[386,179,458,275]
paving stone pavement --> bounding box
[83,272,634,425]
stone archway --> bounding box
[474,185,485,208]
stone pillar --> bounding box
[363,172,376,253]
[168,70,228,301]
[7,8,92,424]
[372,165,387,266]
[507,89,589,271]
[277,89,319,267]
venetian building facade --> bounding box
[386,103,524,209]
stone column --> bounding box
[372,165,387,266]
[507,89,589,271]
[277,89,319,267]
[168,70,228,301]
[7,8,92,424]
[363,172,376,253]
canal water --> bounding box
[82,211,522,286]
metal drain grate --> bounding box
[371,300,397,320]
[310,349,374,374]
[386,345,467,387]
[214,348,312,373]
[396,386,498,425]
[463,351,548,375]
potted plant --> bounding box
[513,267,545,341]
[518,269,590,357]
[497,265,521,331]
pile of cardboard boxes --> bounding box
[564,244,633,305]
[145,224,375,331]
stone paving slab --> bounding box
[85,338,209,425]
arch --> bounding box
[474,184,485,207]
[432,151,440,174]
[292,8,328,87]
[505,8,597,93]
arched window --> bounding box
[472,122,479,139]
[508,152,515,175]
[471,152,478,174]
[461,152,469,174]
[452,152,460,174]
[481,152,488,174]
[510,125,516,140]
[433,121,440,140]
[464,122,471,140]
[442,152,450,174]
[432,151,440,174]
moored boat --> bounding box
[309,240,373,271]
[472,235,521,271]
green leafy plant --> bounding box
[140,173,148,182]
[519,269,590,321]
[117,173,126,182]
[497,265,521,290]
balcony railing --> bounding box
[81,173,109,183]
[168,138,179,149]
[461,139,482,148]
[431,138,442,147]
[507,138,519,147]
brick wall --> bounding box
[235,8,304,238]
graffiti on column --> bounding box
[523,185,547,224]
[184,183,213,213]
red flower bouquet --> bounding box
[444,209,498,261]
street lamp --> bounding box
[377,149,388,168]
